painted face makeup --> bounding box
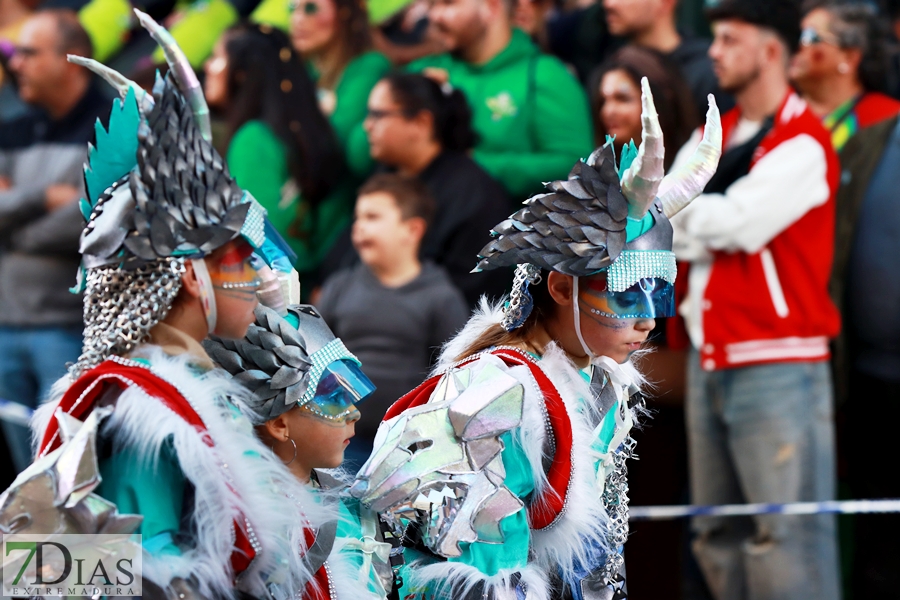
[578,274,674,320]
[209,242,262,301]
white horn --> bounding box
[659,94,722,218]
[67,55,155,114]
[621,77,665,220]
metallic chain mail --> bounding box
[599,435,637,585]
[71,258,186,378]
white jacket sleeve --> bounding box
[667,133,830,256]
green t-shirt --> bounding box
[409,30,593,202]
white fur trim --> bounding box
[33,347,333,600]
[410,561,550,600]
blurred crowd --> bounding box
[0,0,899,598]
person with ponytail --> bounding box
[349,82,722,600]
[363,72,511,306]
[205,23,353,297]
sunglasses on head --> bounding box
[290,0,320,15]
[800,27,840,47]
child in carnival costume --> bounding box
[2,10,323,600]
[204,303,396,600]
[349,80,722,600]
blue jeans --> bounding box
[0,325,82,472]
[686,353,840,600]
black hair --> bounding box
[380,72,479,153]
[706,0,802,54]
[221,22,344,210]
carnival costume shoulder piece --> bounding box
[205,304,392,600]
[1,10,313,600]
[350,80,722,600]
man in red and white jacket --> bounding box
[665,1,841,599]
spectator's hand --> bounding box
[45,184,80,212]
[0,176,11,191]
[423,67,450,86]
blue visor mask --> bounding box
[580,276,675,319]
[303,359,376,423]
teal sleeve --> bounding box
[331,52,392,179]
[97,440,185,557]
[446,430,533,575]
[472,56,594,199]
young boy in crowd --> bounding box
[317,173,469,467]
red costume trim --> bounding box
[301,528,333,600]
[38,359,257,576]
[383,347,574,531]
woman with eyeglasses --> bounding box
[359,72,511,308]
[205,23,355,299]
[789,1,900,150]
[290,0,391,179]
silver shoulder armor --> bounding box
[352,360,525,557]
[0,408,141,536]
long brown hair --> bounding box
[454,271,558,361]
[313,0,372,89]
[588,46,699,171]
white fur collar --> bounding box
[32,346,332,600]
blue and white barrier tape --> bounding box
[2,395,898,523]
[630,499,900,521]
[0,399,34,428]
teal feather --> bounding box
[618,140,638,179]
[83,87,141,207]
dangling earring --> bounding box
[838,63,850,74]
[284,438,297,466]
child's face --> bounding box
[286,404,358,470]
[352,192,419,269]
[576,273,655,363]
[208,240,261,339]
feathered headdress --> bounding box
[69,10,288,374]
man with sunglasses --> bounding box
[0,9,108,476]
[665,0,841,599]
[789,2,900,151]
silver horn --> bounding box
[659,94,722,218]
[621,77,665,220]
[134,8,212,143]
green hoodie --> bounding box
[409,29,593,202]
